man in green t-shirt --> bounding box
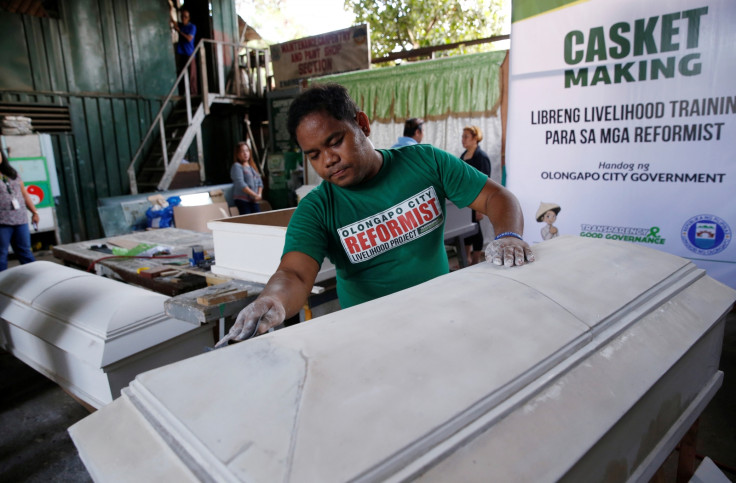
[216,84,533,346]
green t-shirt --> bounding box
[283,144,487,308]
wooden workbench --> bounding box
[52,228,217,296]
[164,277,339,341]
[163,280,265,325]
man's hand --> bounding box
[485,238,535,267]
[468,180,532,267]
[214,296,286,348]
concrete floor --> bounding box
[0,251,735,481]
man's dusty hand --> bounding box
[214,296,285,348]
[485,238,535,267]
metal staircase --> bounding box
[127,39,270,194]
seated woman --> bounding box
[230,142,263,214]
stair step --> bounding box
[172,103,200,113]
[143,154,164,163]
[142,167,165,173]
[136,182,160,190]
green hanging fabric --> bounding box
[312,50,506,122]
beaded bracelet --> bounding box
[494,231,523,241]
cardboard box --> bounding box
[208,208,336,284]
[173,202,230,233]
[209,189,226,204]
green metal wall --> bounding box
[1,0,175,242]
[210,0,238,43]
[0,0,242,242]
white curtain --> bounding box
[370,115,503,186]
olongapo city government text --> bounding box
[540,171,725,182]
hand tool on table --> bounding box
[196,287,249,306]
[205,314,266,351]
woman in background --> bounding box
[230,142,263,214]
[0,150,39,271]
[460,126,492,265]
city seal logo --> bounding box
[681,214,731,256]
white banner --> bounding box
[507,0,736,288]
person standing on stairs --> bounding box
[172,8,198,96]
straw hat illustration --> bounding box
[536,202,561,222]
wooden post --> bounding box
[676,419,699,483]
[159,117,168,169]
[200,46,209,115]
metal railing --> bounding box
[127,39,270,194]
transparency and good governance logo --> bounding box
[580,224,666,245]
[681,214,732,256]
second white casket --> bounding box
[69,236,735,481]
[0,261,214,409]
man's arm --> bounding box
[173,23,194,43]
[468,179,534,266]
[257,251,320,321]
[215,251,319,346]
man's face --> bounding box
[181,10,190,24]
[414,126,423,143]
[296,111,379,188]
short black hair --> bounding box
[403,118,424,137]
[287,83,360,142]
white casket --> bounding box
[68,236,735,481]
[207,202,474,284]
[208,208,337,284]
[0,261,214,409]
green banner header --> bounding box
[512,0,587,23]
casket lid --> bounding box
[0,261,199,367]
[69,237,736,481]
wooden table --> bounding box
[52,228,217,296]
[164,280,265,325]
[164,280,265,341]
[164,277,339,341]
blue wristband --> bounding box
[494,231,523,241]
